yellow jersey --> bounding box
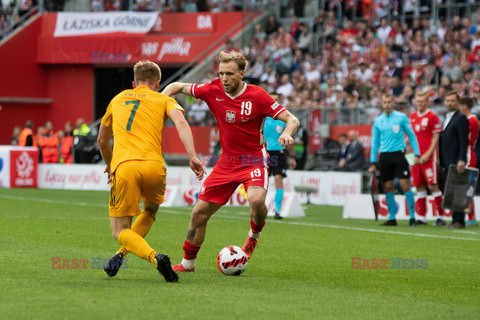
[101,85,184,173]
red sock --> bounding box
[183,240,200,260]
[468,202,476,221]
[415,197,426,217]
[434,194,444,217]
[250,220,266,234]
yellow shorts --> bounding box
[109,160,166,217]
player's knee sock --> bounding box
[433,191,445,218]
[386,193,396,220]
[275,189,284,213]
[248,219,266,239]
[468,202,476,221]
[181,240,200,270]
[415,191,427,221]
[117,211,155,257]
[118,229,156,265]
[405,191,415,219]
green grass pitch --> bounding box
[0,188,479,319]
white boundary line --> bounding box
[2,195,479,242]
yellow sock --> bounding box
[117,211,155,257]
[118,229,157,265]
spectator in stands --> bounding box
[91,0,103,11]
[293,124,308,170]
[277,74,294,97]
[59,121,74,164]
[337,130,365,171]
[443,57,464,81]
[38,121,59,164]
[377,18,392,45]
[390,76,404,97]
[104,0,121,11]
[10,125,21,146]
[297,24,312,54]
[187,99,209,126]
[265,14,280,36]
[290,15,301,41]
[0,14,7,39]
[18,0,32,17]
[253,23,267,41]
[19,120,37,147]
[354,63,373,83]
[224,38,239,53]
[272,39,293,75]
[73,118,93,163]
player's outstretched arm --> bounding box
[277,110,300,148]
[161,82,193,97]
[169,109,206,180]
[97,124,113,183]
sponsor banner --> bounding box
[54,11,159,37]
[271,171,362,206]
[0,146,11,188]
[38,164,109,190]
[343,194,458,220]
[151,13,216,33]
[10,150,39,188]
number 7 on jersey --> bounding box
[125,100,140,131]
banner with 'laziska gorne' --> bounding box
[53,11,159,37]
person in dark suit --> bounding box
[338,130,365,171]
[439,92,469,229]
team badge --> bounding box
[226,110,236,123]
[392,125,400,133]
[421,118,429,128]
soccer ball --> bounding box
[217,246,248,276]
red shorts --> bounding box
[198,164,269,205]
[411,157,438,187]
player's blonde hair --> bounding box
[415,91,429,99]
[382,93,394,100]
[134,60,161,83]
[218,50,248,71]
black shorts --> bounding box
[378,150,410,182]
[268,150,287,177]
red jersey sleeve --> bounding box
[191,82,212,100]
[430,112,441,133]
[253,86,286,119]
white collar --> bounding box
[225,82,247,100]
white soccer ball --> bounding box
[217,245,248,276]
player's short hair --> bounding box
[134,60,161,83]
[459,97,474,109]
[382,93,394,100]
[25,120,33,129]
[218,51,248,71]
[415,91,428,99]
[446,91,459,100]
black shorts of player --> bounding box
[268,150,287,177]
[378,150,410,182]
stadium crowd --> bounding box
[10,118,99,164]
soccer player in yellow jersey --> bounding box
[97,60,205,282]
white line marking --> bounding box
[2,195,479,241]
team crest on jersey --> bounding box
[392,125,400,133]
[226,110,236,123]
[421,118,429,128]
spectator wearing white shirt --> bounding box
[377,18,392,44]
[354,63,373,82]
[277,74,294,97]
